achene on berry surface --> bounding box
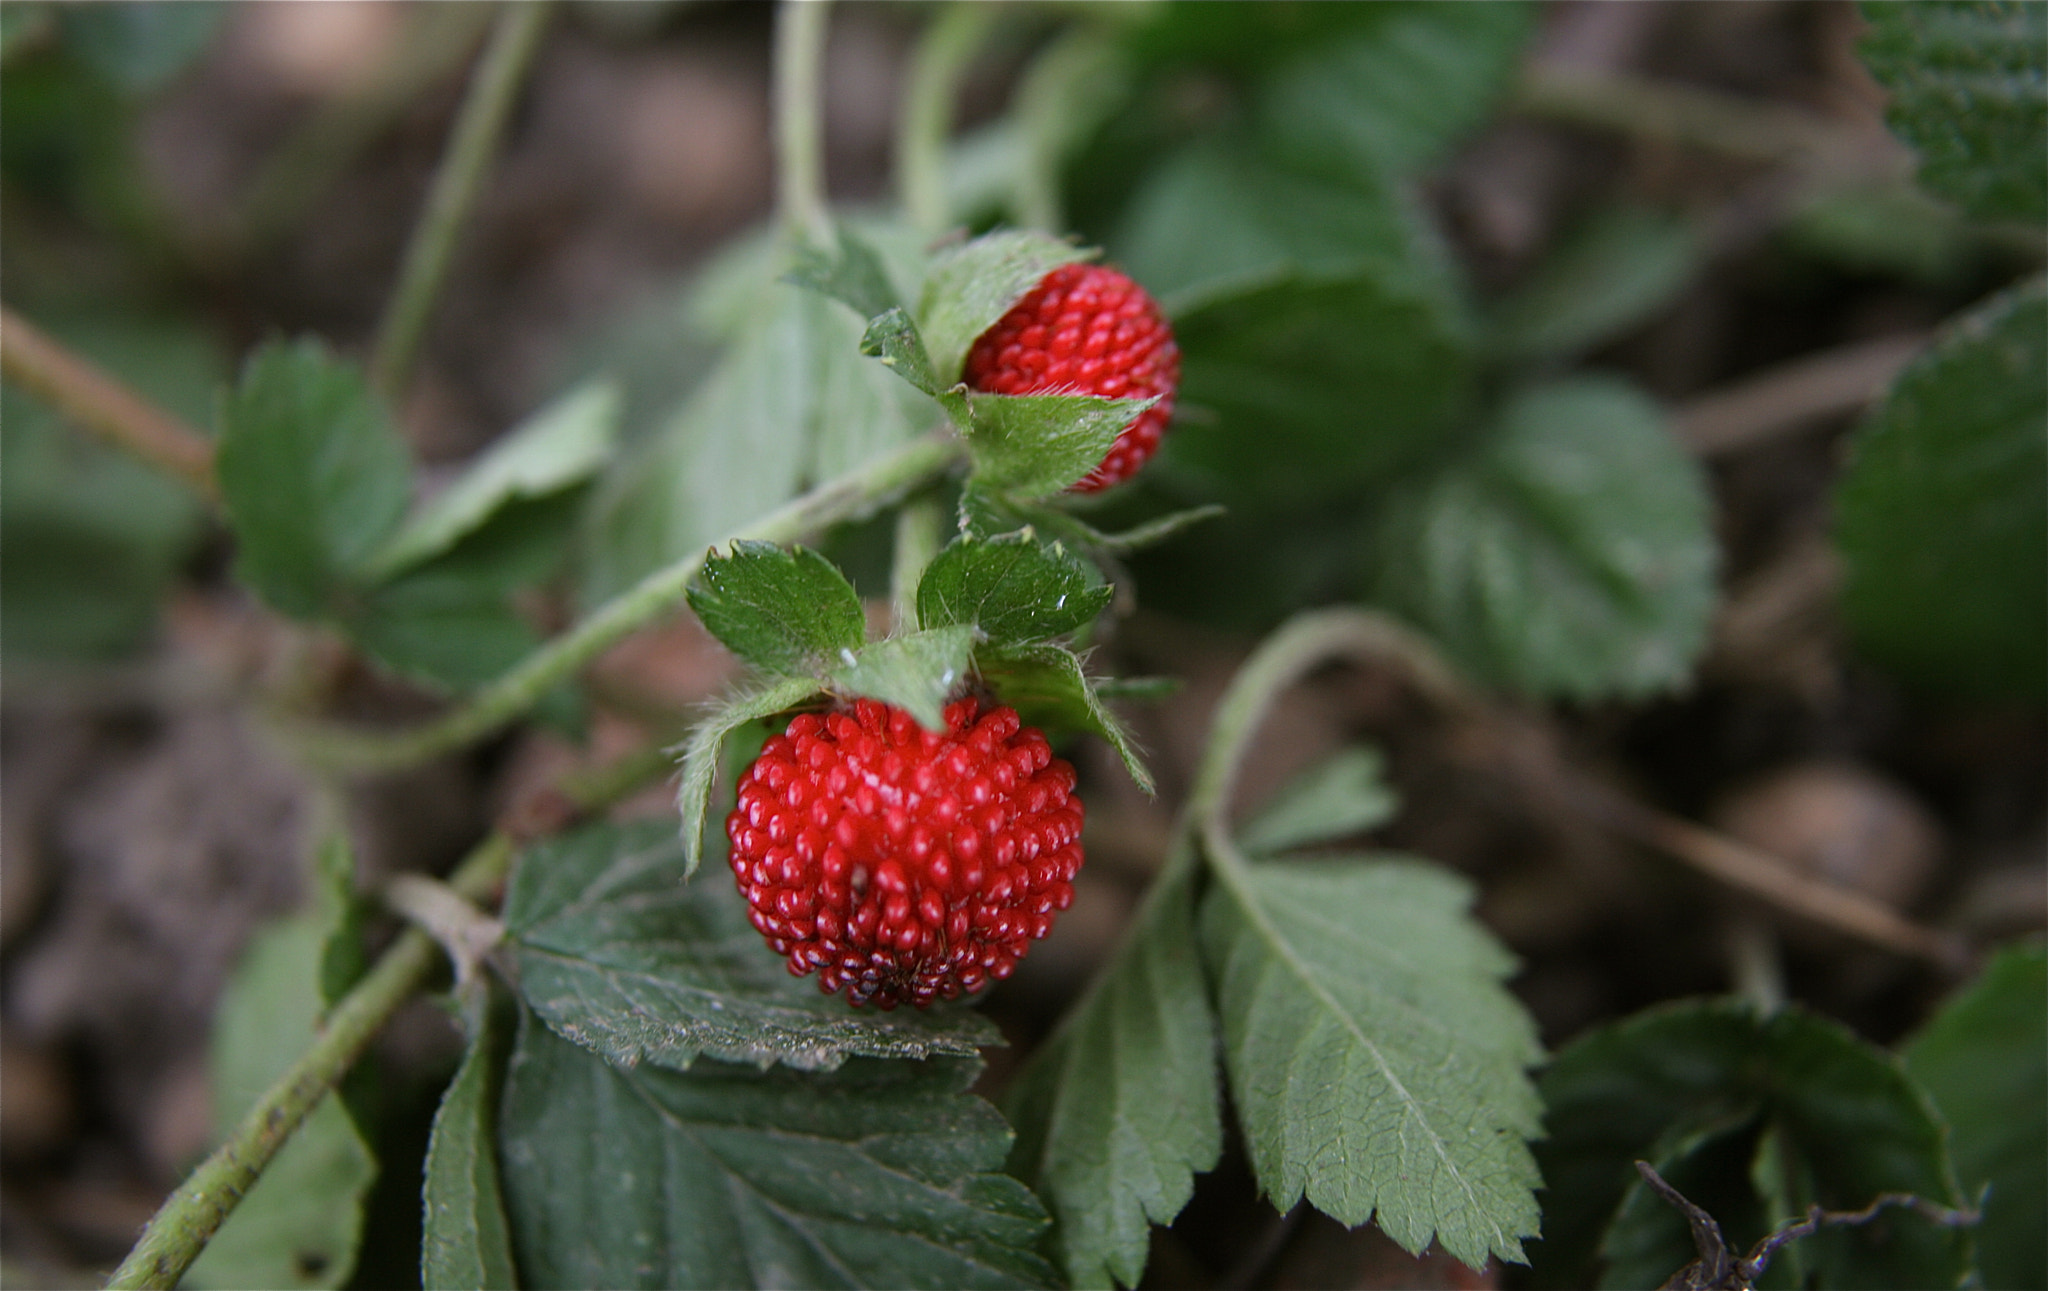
[726,697,1084,1008]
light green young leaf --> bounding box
[675,674,822,876]
[1362,377,1716,700]
[1904,941,2047,1291]
[1860,1,2047,223]
[1836,280,2046,699]
[367,379,617,581]
[963,392,1154,500]
[828,625,981,732]
[498,1008,1055,1289]
[1003,860,1220,1289]
[1493,206,1701,362]
[504,820,997,1072]
[1237,746,1400,856]
[184,916,376,1291]
[686,540,866,676]
[1200,856,1542,1270]
[916,530,1111,645]
[215,338,412,620]
[421,992,516,1291]
[916,230,1094,384]
[976,643,1153,794]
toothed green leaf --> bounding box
[687,540,867,676]
[917,530,1111,645]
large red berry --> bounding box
[726,697,1083,1009]
[962,262,1179,493]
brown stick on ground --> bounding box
[1677,332,1927,457]
[0,304,218,499]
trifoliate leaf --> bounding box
[1530,999,1971,1290]
[1860,1,2047,223]
[1362,376,1716,700]
[216,338,412,620]
[827,625,981,732]
[917,230,1094,384]
[963,392,1154,500]
[1493,206,1701,362]
[1199,856,1542,1269]
[1904,941,2047,1291]
[1003,859,1220,1290]
[917,530,1111,645]
[366,379,617,581]
[675,675,823,877]
[686,540,867,676]
[497,1007,1055,1289]
[420,991,515,1291]
[1237,746,1400,856]
[504,821,996,1072]
[1836,279,2046,699]
[976,643,1153,794]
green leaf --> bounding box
[963,392,1154,500]
[827,625,981,732]
[860,306,955,409]
[1003,861,1220,1289]
[1493,206,1702,362]
[916,230,1093,385]
[1860,1,2047,223]
[1836,280,2047,699]
[1905,941,2047,1291]
[676,675,823,876]
[956,483,1224,559]
[421,992,516,1291]
[498,1006,1056,1289]
[185,916,376,1290]
[787,226,907,322]
[1596,1110,1776,1291]
[1237,746,1400,856]
[976,643,1153,794]
[1252,1,1534,180]
[344,569,540,694]
[916,530,1111,645]
[1114,138,1475,507]
[1200,857,1542,1269]
[216,338,412,620]
[687,540,867,675]
[1784,179,1976,284]
[1529,999,1971,1290]
[1362,376,1717,700]
[504,820,998,1073]
[368,379,617,581]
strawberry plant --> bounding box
[1,3,2041,1290]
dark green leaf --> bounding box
[676,675,823,876]
[828,625,981,732]
[976,643,1153,793]
[216,339,412,620]
[344,570,539,694]
[917,531,1111,644]
[1004,860,1220,1289]
[1237,746,1400,856]
[916,230,1093,384]
[368,379,617,581]
[1905,941,2047,1290]
[1200,857,1542,1268]
[1860,1,2047,223]
[1362,377,1717,700]
[185,915,376,1290]
[687,540,867,676]
[860,306,955,413]
[503,820,998,1072]
[421,992,516,1291]
[1493,206,1702,362]
[1836,280,2047,699]
[58,1,224,92]
[498,1008,1055,1289]
[1597,1111,1774,1291]
[957,483,1224,559]
[1530,999,1971,1290]
[786,227,906,322]
[963,392,1153,500]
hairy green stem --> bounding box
[889,493,947,632]
[775,0,834,245]
[105,739,675,1291]
[897,2,996,238]
[298,433,964,774]
[371,0,553,399]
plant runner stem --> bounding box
[897,2,997,238]
[371,0,554,400]
[775,0,834,245]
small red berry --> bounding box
[962,262,1179,493]
[725,696,1084,1009]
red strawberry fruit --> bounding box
[726,696,1084,1008]
[962,262,1179,493]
